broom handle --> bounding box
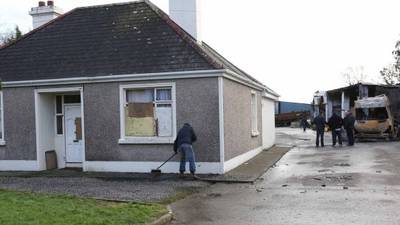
[157,153,177,170]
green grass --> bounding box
[0,190,167,225]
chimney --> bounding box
[169,0,202,42]
[29,1,63,29]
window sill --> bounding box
[0,140,5,146]
[118,137,174,145]
[251,131,260,137]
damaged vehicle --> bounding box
[354,95,399,140]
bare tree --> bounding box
[342,66,369,85]
[0,26,22,47]
[380,63,400,85]
[381,39,400,85]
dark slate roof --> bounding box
[0,0,265,89]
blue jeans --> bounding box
[179,144,196,174]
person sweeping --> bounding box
[174,123,198,178]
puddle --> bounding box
[317,169,335,173]
[334,163,351,167]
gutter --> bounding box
[2,70,226,88]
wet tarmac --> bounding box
[170,128,400,225]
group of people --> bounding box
[312,111,355,148]
[174,113,356,177]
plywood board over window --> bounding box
[75,117,82,140]
[119,83,176,144]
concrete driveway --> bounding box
[170,128,400,225]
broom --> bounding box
[151,152,177,174]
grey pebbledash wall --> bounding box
[0,87,37,160]
[223,78,263,161]
[83,77,221,162]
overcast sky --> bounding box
[1,0,399,103]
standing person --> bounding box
[301,117,309,132]
[328,112,343,147]
[313,112,326,148]
[174,123,198,178]
[343,111,356,146]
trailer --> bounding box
[275,111,310,127]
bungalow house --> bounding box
[0,0,278,174]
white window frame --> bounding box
[251,91,259,137]
[55,95,64,136]
[118,82,177,144]
[0,91,5,145]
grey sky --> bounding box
[1,0,399,103]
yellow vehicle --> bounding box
[354,95,399,140]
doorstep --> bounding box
[197,146,291,184]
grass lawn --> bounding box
[0,190,167,225]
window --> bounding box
[251,91,259,136]
[55,95,64,135]
[64,95,81,104]
[0,91,4,145]
[119,83,176,144]
[356,107,388,120]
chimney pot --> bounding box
[38,1,45,7]
[47,1,54,6]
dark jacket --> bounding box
[173,123,197,152]
[343,114,355,129]
[301,118,309,128]
[313,115,326,132]
[328,113,343,130]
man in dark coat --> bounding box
[301,117,309,132]
[328,112,343,146]
[343,111,356,146]
[313,112,326,147]
[174,123,197,177]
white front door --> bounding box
[65,105,83,163]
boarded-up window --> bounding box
[124,87,173,137]
[75,117,82,140]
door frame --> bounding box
[64,103,83,164]
[34,87,85,170]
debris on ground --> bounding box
[334,163,351,167]
[208,193,222,198]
